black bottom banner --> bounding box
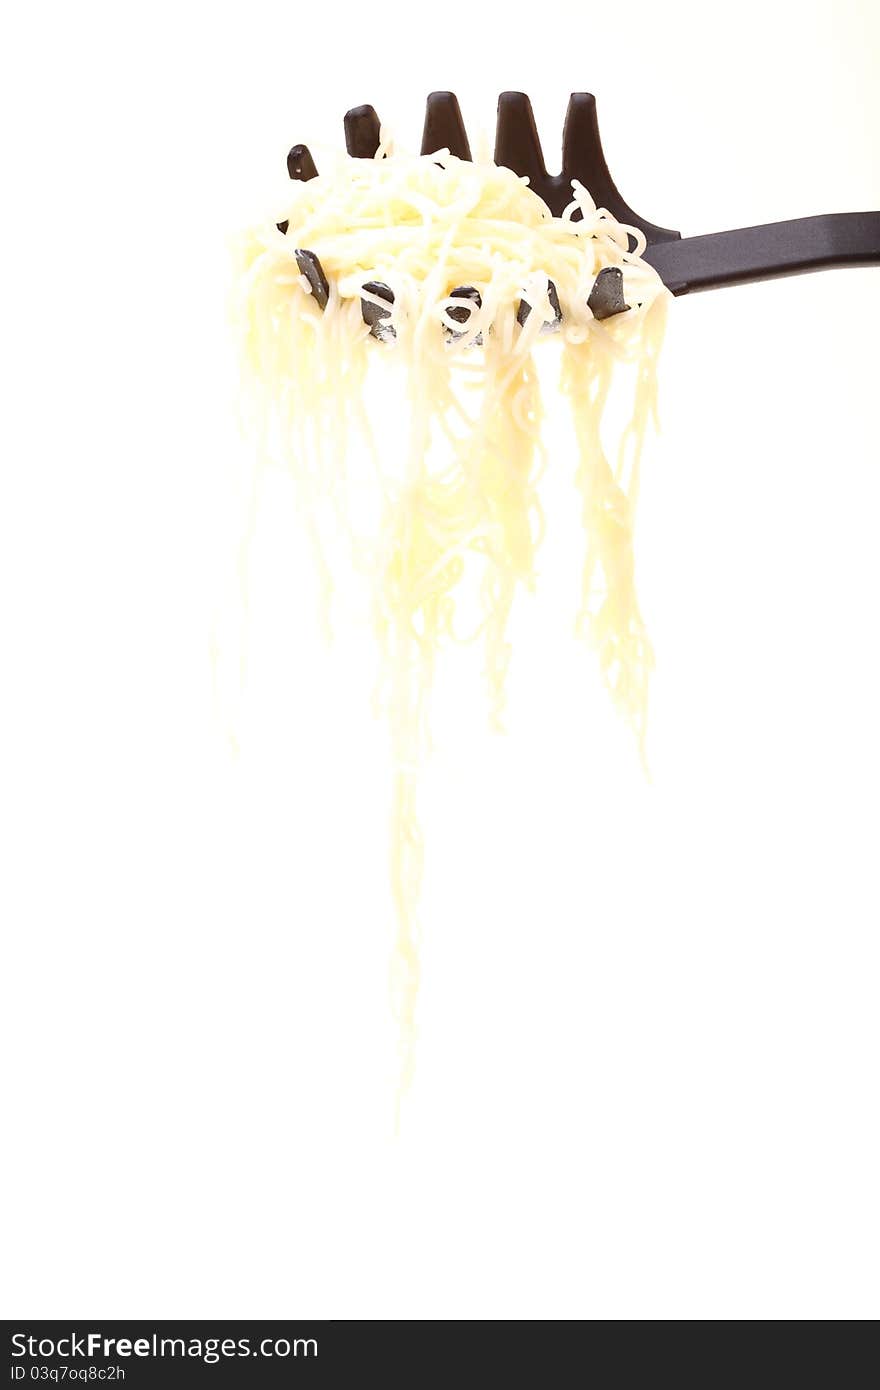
[2,1320,574,1385]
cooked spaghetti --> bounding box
[237,141,669,1096]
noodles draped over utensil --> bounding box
[237,141,669,1097]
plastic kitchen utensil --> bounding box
[280,90,880,318]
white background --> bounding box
[2,0,879,1320]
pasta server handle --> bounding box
[642,211,880,295]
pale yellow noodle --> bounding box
[236,148,669,1097]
